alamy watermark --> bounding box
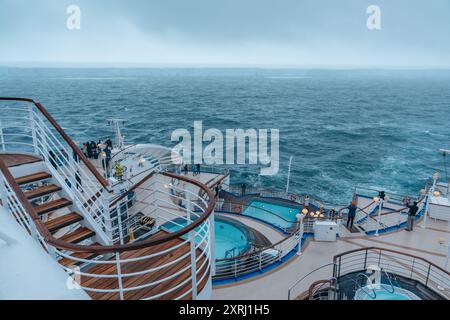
[171,121,280,176]
[66,5,81,30]
[367,5,381,30]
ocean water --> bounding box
[1,68,450,204]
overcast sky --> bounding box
[0,0,449,67]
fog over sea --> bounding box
[1,68,450,204]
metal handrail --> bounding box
[333,247,450,299]
[355,273,377,299]
[287,263,335,300]
[0,158,216,254]
[0,97,109,188]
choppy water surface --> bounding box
[1,68,449,204]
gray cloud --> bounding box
[0,0,449,67]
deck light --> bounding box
[433,172,440,181]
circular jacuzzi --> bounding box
[215,217,251,259]
[354,286,421,300]
[162,216,267,260]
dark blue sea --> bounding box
[1,68,450,204]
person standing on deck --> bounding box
[346,201,358,230]
[405,201,419,231]
[215,184,221,198]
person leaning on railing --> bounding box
[346,201,357,230]
[405,200,419,232]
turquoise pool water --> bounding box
[354,286,420,300]
[243,200,301,230]
[163,217,249,259]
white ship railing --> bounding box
[1,159,215,300]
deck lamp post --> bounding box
[296,213,305,256]
[423,172,440,229]
[374,191,386,237]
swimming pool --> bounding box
[242,200,301,230]
[354,286,420,300]
[163,216,250,259]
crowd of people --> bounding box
[80,139,113,175]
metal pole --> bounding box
[115,253,124,300]
[286,156,293,195]
[185,184,198,300]
[0,120,5,152]
[297,213,304,256]
[445,243,450,271]
[209,212,216,276]
[29,104,38,154]
[422,176,437,229]
[375,198,383,237]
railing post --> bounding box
[116,202,125,245]
[28,104,38,154]
[0,120,5,152]
[364,249,368,270]
[0,175,8,210]
[375,198,383,236]
[259,251,262,271]
[102,189,114,244]
[115,252,125,300]
[185,185,198,300]
[47,245,58,260]
[296,213,304,256]
[425,264,431,286]
[209,212,216,276]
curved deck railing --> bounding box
[214,227,302,280]
[287,246,450,300]
[213,201,303,280]
[333,247,450,299]
[215,200,300,233]
[1,149,216,300]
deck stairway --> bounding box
[0,97,214,300]
[14,168,98,261]
[3,157,212,300]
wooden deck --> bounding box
[0,153,42,167]
[80,232,210,300]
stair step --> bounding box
[59,227,96,244]
[24,184,62,200]
[15,172,52,185]
[44,212,84,233]
[34,198,73,216]
[58,247,100,268]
